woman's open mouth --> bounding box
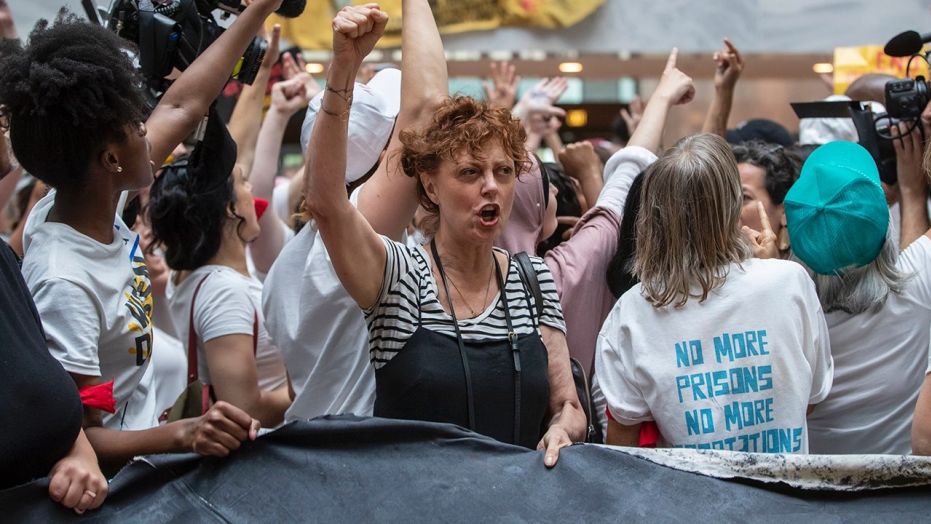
[478,204,500,227]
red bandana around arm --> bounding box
[79,380,116,413]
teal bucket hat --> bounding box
[784,141,889,275]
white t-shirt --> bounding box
[166,265,287,391]
[147,326,187,417]
[596,258,833,453]
[808,235,931,455]
[22,192,158,430]
[262,188,376,420]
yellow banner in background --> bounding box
[270,0,605,50]
[833,45,929,95]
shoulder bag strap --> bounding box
[494,254,522,445]
[187,274,213,384]
[513,252,544,324]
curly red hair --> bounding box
[399,96,530,215]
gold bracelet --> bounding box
[326,85,354,103]
[320,100,352,121]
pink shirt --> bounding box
[544,146,657,375]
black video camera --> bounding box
[100,0,306,93]
[884,76,929,120]
[106,0,264,89]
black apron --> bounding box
[374,242,550,449]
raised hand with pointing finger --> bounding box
[712,38,744,92]
[655,48,695,106]
[703,38,743,136]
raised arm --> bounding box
[893,122,930,248]
[701,38,743,137]
[598,49,692,214]
[355,0,449,241]
[227,25,280,178]
[146,0,281,167]
[249,74,314,273]
[559,142,603,209]
[304,5,391,309]
[630,49,694,154]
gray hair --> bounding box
[797,224,910,315]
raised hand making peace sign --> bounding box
[742,200,779,259]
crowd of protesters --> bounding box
[3,0,931,514]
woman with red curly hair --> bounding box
[304,5,586,466]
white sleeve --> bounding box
[272,181,292,223]
[899,235,931,311]
[194,274,255,343]
[797,266,833,404]
[590,372,609,440]
[594,299,652,424]
[597,146,657,215]
[31,278,102,376]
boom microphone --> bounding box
[884,30,931,57]
[274,0,306,18]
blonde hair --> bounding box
[634,134,750,308]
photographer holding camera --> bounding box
[0,0,286,479]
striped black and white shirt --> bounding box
[365,237,566,369]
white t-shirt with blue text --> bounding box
[595,258,833,453]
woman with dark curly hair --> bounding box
[148,105,293,428]
[1,1,281,474]
[731,140,802,257]
[304,5,585,466]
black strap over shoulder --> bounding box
[513,252,544,323]
[513,251,600,443]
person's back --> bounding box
[601,257,831,452]
[782,140,931,454]
[807,236,931,454]
[263,219,375,421]
[596,133,833,452]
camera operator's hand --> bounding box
[892,123,927,193]
[654,48,695,106]
[712,38,743,92]
[331,4,389,68]
[893,121,931,248]
[271,74,316,116]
